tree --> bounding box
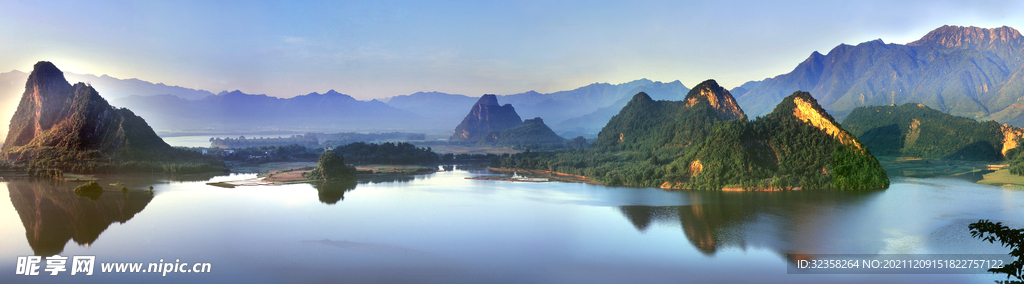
[304,152,357,181]
[969,220,1023,282]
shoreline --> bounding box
[209,163,436,188]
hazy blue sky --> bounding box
[0,0,1021,100]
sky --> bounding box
[0,0,1022,100]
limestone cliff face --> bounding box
[683,80,744,120]
[449,94,523,142]
[1,61,171,160]
[774,91,864,149]
[1002,124,1024,156]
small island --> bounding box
[303,152,357,181]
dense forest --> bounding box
[222,142,439,166]
[479,117,565,148]
[331,142,438,165]
[303,152,357,181]
[842,103,1008,161]
[492,81,888,190]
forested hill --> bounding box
[495,80,888,190]
[841,103,1024,160]
[480,117,565,146]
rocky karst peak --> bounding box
[449,94,523,142]
[683,79,744,120]
[908,25,1024,51]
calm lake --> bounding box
[0,169,1021,283]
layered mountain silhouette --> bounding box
[735,25,1024,125]
[450,94,523,142]
[0,68,691,137]
[112,89,425,133]
[381,79,690,134]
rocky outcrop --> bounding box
[790,95,860,149]
[1002,124,1024,156]
[2,62,172,158]
[685,80,744,120]
[449,94,523,142]
[908,25,1024,54]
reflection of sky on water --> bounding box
[0,170,1020,283]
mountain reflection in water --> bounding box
[313,175,417,204]
[7,180,153,256]
[620,189,882,256]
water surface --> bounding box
[0,171,1021,283]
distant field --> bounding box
[230,161,318,175]
[978,169,1024,188]
[876,156,992,178]
[423,144,523,155]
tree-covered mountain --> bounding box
[735,25,1024,125]
[0,62,222,173]
[450,94,523,142]
[495,80,888,190]
[842,103,1024,160]
[480,117,565,146]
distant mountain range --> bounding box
[4,25,1024,140]
[112,90,425,134]
[736,25,1024,124]
[0,72,687,136]
[383,79,690,135]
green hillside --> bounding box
[480,117,565,147]
[842,103,1010,161]
[494,80,888,190]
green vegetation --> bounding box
[492,82,888,190]
[303,152,357,181]
[1006,148,1024,177]
[479,117,565,149]
[224,142,438,168]
[332,142,439,165]
[223,144,323,165]
[969,220,1023,282]
[74,181,103,195]
[842,103,1005,160]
